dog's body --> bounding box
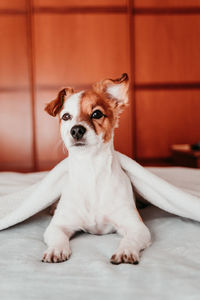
[43,74,151,264]
[43,143,151,264]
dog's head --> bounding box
[45,73,129,151]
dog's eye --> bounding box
[62,113,71,121]
[91,110,104,119]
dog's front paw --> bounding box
[110,249,139,265]
[42,246,71,263]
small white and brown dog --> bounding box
[0,73,199,263]
[42,73,151,264]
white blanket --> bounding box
[1,153,200,231]
[0,167,200,299]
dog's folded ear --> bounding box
[93,73,129,110]
[45,87,74,117]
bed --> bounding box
[0,167,200,300]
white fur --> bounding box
[107,84,128,104]
[60,91,82,119]
[42,91,151,264]
[43,143,151,263]
[60,91,104,151]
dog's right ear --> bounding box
[45,87,74,117]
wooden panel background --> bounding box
[0,0,200,171]
[0,2,33,172]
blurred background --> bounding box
[0,0,200,172]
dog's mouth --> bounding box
[72,142,86,147]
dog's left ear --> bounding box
[93,73,129,109]
[45,87,74,117]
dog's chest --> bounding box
[62,152,124,234]
[67,153,114,205]
[57,149,135,235]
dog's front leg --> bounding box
[109,208,151,265]
[42,222,74,263]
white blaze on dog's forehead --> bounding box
[107,84,128,104]
[60,91,83,118]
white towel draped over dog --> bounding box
[0,159,69,230]
[0,152,200,231]
[117,152,200,221]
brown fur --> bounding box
[79,74,129,143]
[93,73,128,103]
[45,87,74,117]
[79,90,117,142]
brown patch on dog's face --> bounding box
[79,90,118,142]
[45,87,74,117]
[79,73,129,143]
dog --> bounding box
[42,73,151,264]
[1,73,199,264]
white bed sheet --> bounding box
[0,167,200,300]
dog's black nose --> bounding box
[70,125,86,140]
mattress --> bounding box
[0,167,200,300]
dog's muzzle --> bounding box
[70,125,86,140]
